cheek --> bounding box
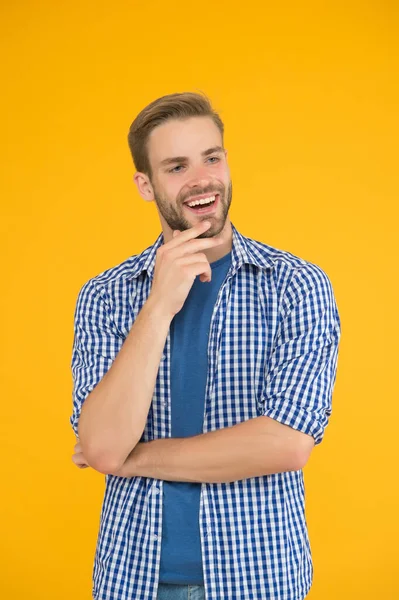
[214,163,230,182]
[171,185,183,204]
[156,179,179,202]
[167,179,189,203]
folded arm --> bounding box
[111,415,314,482]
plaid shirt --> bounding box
[70,222,341,600]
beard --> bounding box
[151,180,233,238]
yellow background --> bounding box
[1,1,398,598]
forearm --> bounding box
[113,416,305,483]
[78,294,172,474]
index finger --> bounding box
[167,220,212,248]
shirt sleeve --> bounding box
[259,262,341,446]
[70,278,124,439]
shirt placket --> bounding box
[200,267,237,598]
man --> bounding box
[70,92,341,600]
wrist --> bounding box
[146,292,174,324]
[111,443,145,478]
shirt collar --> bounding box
[129,222,276,281]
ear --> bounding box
[133,172,155,202]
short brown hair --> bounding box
[127,91,224,180]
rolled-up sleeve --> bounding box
[260,263,341,446]
[70,279,123,439]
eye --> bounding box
[207,156,220,164]
[169,165,184,173]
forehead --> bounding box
[148,116,222,168]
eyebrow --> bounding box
[159,146,224,167]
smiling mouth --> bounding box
[183,193,220,214]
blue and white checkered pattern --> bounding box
[71,222,341,600]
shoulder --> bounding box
[247,235,308,269]
[242,233,338,321]
[73,246,149,311]
[247,235,332,285]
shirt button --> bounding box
[161,354,166,360]
[153,534,158,540]
[162,401,168,406]
[152,487,160,494]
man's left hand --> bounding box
[72,440,90,469]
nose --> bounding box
[186,163,212,190]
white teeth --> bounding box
[187,195,216,208]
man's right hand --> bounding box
[148,220,224,319]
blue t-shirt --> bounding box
[159,250,232,584]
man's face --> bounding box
[145,116,232,238]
